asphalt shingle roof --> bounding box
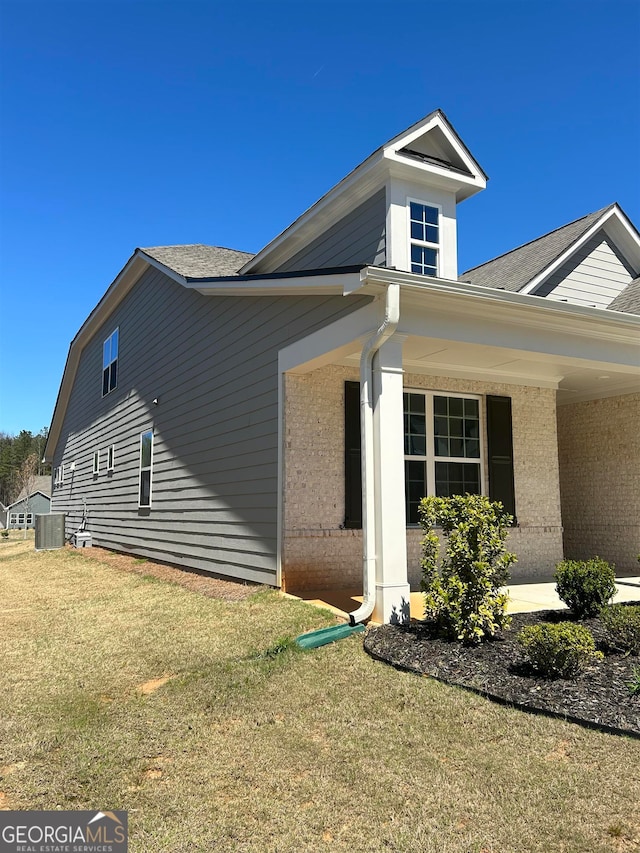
[140,245,254,279]
[608,276,640,315]
[460,205,614,292]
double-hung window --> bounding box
[404,391,483,524]
[409,201,440,277]
[102,328,119,396]
[139,430,153,508]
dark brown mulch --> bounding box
[364,609,640,737]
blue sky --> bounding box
[1,0,639,436]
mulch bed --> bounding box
[364,609,640,737]
[68,545,260,602]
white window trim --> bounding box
[93,450,100,475]
[407,198,442,277]
[54,465,64,487]
[107,445,115,471]
[139,430,154,508]
[404,389,485,524]
[10,512,34,526]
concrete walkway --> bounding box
[288,576,640,622]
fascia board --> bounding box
[44,252,150,462]
[5,491,50,511]
[137,252,188,286]
[239,152,386,274]
[521,206,640,296]
[381,109,488,181]
[363,267,640,346]
[188,270,362,296]
[385,156,485,199]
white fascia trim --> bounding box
[239,152,386,274]
[381,110,488,181]
[4,492,50,511]
[363,266,640,339]
[187,271,362,297]
[138,252,188,286]
[521,206,640,295]
[44,252,150,463]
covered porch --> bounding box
[278,270,640,624]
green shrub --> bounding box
[517,622,603,678]
[1,529,9,539]
[419,493,516,645]
[601,604,640,654]
[627,666,640,697]
[554,558,616,617]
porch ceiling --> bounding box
[336,335,639,404]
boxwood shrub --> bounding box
[601,604,640,655]
[517,622,603,678]
[554,557,616,617]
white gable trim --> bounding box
[240,110,487,276]
[5,491,51,511]
[521,205,640,296]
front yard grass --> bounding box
[1,539,639,852]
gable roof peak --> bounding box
[461,203,628,293]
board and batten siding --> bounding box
[534,233,636,308]
[275,189,386,272]
[51,265,370,585]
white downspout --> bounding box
[349,282,400,625]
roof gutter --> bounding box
[348,282,400,626]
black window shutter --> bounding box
[344,381,362,529]
[486,395,517,522]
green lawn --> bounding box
[1,538,638,852]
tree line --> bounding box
[0,429,51,506]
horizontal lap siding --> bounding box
[51,266,369,585]
[536,235,635,307]
[276,189,386,272]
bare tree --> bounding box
[14,453,38,539]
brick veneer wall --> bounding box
[557,393,640,574]
[282,365,564,591]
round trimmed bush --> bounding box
[517,622,603,678]
[554,558,616,617]
[601,604,640,654]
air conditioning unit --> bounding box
[35,513,65,550]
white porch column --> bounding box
[371,336,410,624]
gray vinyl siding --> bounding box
[51,266,370,585]
[6,493,51,527]
[533,234,636,308]
[276,189,386,272]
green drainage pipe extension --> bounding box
[295,623,365,650]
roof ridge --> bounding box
[462,203,616,277]
[140,244,253,253]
